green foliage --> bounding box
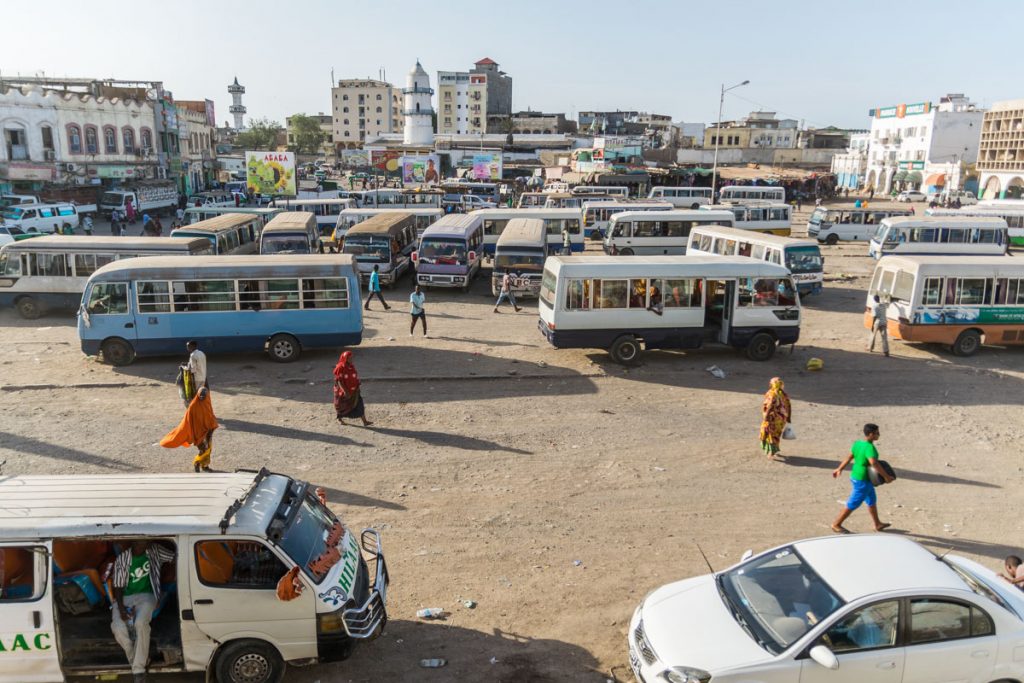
[234,118,281,151]
[288,114,328,155]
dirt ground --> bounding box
[3,200,1024,682]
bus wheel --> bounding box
[268,333,300,363]
[745,332,777,361]
[101,338,136,366]
[215,639,285,683]
[952,329,981,357]
[825,234,839,246]
[610,335,641,365]
[15,296,43,320]
[691,203,700,210]
[618,248,634,256]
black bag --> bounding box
[868,460,897,486]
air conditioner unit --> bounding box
[142,147,152,156]
[44,150,57,161]
[64,163,75,172]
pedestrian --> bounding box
[82,214,93,235]
[175,206,185,224]
[758,377,791,460]
[141,214,155,236]
[795,195,802,212]
[152,216,163,237]
[869,186,875,200]
[180,340,208,407]
[867,294,890,357]
[409,284,427,336]
[160,386,218,472]
[364,264,390,310]
[110,209,122,236]
[1000,555,1024,589]
[125,198,136,225]
[332,351,373,427]
[830,423,894,533]
[561,226,572,255]
[493,270,522,313]
[110,540,176,683]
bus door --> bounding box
[82,281,137,345]
[704,279,735,343]
[0,541,61,682]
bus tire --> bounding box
[745,332,777,361]
[691,203,700,210]
[268,333,300,363]
[610,335,641,365]
[214,639,285,683]
[618,248,634,256]
[952,329,981,357]
[825,234,839,246]
[101,338,136,366]
[62,222,72,233]
[15,296,43,320]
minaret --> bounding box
[403,61,434,146]
[227,76,246,130]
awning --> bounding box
[893,170,908,182]
[925,173,946,186]
[906,171,922,184]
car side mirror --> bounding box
[809,645,839,670]
[740,549,753,561]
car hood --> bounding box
[640,574,774,672]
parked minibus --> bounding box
[538,255,800,364]
[1,202,80,233]
[341,212,417,287]
[867,254,1024,356]
[604,209,735,255]
[189,191,234,208]
[704,202,792,235]
[927,206,1024,245]
[348,189,443,209]
[78,254,362,365]
[0,468,388,683]
[269,198,355,237]
[412,214,485,290]
[471,208,583,255]
[0,235,211,319]
[688,225,825,296]
[647,186,714,209]
[806,207,913,244]
[516,192,549,208]
[170,213,263,255]
[868,216,1008,259]
[581,201,673,239]
[719,185,786,203]
[542,193,588,210]
[571,186,630,199]
[491,218,547,297]
[183,206,283,227]
[331,208,442,246]
[439,181,500,203]
[260,211,319,254]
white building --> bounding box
[831,133,870,190]
[436,70,487,135]
[403,61,434,147]
[863,94,984,195]
[330,79,403,150]
[227,77,246,131]
[977,99,1024,200]
[1,85,61,186]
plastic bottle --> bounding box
[420,659,447,668]
[416,608,445,619]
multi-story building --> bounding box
[286,112,334,160]
[863,94,983,195]
[510,110,575,135]
[831,133,870,190]
[977,99,1024,199]
[469,58,512,132]
[177,100,217,194]
[330,79,403,150]
[435,71,487,135]
[704,111,799,150]
[579,111,640,136]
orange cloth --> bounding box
[276,566,304,602]
[161,390,218,449]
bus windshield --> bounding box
[809,208,827,225]
[785,247,823,274]
[2,207,25,221]
[262,236,310,254]
[495,250,545,272]
[419,238,467,266]
[874,224,891,242]
[343,236,391,262]
[277,490,340,583]
[0,250,21,276]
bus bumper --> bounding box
[797,282,822,296]
[417,273,467,287]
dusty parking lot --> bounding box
[3,202,1024,682]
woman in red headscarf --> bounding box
[333,351,372,427]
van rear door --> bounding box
[0,542,61,682]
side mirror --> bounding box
[468,251,477,262]
[809,645,839,670]
[740,549,753,562]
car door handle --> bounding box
[194,599,214,605]
[876,661,896,670]
[971,650,990,658]
[124,322,134,328]
[32,610,41,628]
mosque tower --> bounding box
[227,76,246,130]
[403,61,434,146]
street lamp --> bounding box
[711,80,750,199]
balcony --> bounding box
[7,144,29,161]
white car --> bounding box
[629,535,1024,683]
[0,225,27,247]
[897,190,926,202]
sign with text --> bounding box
[401,155,440,185]
[470,152,502,181]
[371,150,402,174]
[870,102,932,119]
[246,151,296,195]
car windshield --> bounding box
[262,236,311,254]
[874,224,890,241]
[343,236,391,262]
[785,246,823,274]
[809,208,827,225]
[495,251,545,272]
[419,238,467,265]
[277,489,341,583]
[2,207,24,221]
[719,546,844,654]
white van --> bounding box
[0,203,79,233]
[0,194,40,209]
[0,469,389,683]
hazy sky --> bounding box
[3,0,1019,130]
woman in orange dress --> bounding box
[161,387,218,471]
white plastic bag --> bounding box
[782,424,796,440]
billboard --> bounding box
[470,152,502,181]
[246,151,297,196]
[401,155,440,185]
[342,149,370,168]
[371,150,402,174]
[204,99,216,127]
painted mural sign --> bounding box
[470,152,502,181]
[915,307,1024,325]
[870,102,932,119]
[401,155,440,185]
[246,151,296,195]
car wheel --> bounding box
[610,335,641,365]
[618,248,634,256]
[215,640,285,683]
[268,333,300,362]
[101,338,136,366]
[690,203,700,210]
[825,234,839,246]
[15,296,43,320]
[952,329,981,357]
[745,332,777,361]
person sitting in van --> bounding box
[111,540,176,683]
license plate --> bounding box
[628,647,642,680]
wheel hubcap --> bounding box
[232,653,269,682]
[274,341,292,357]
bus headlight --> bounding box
[660,667,711,683]
[317,610,346,634]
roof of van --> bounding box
[420,213,481,237]
[581,201,673,210]
[690,225,819,247]
[611,209,735,222]
[263,211,316,232]
[0,235,209,253]
[469,208,581,217]
[0,472,287,539]
[346,212,413,234]
[496,218,545,247]
[340,207,442,215]
[88,253,357,280]
[881,215,1008,227]
[545,254,792,278]
[171,213,261,233]
[875,254,1024,274]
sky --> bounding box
[2,0,1021,131]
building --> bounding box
[469,58,512,132]
[227,77,246,130]
[579,111,640,136]
[436,71,487,135]
[704,111,799,150]
[510,110,575,135]
[862,94,984,195]
[977,99,1024,199]
[285,112,334,160]
[403,62,434,147]
[177,100,217,194]
[800,127,858,150]
[330,79,403,150]
[831,133,870,190]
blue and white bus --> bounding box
[413,214,485,290]
[170,213,263,255]
[78,254,363,365]
[183,206,283,227]
[469,208,584,255]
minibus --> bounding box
[259,211,319,254]
[331,208,442,246]
[189,191,234,208]
[604,209,735,255]
[341,212,417,287]
[806,207,913,244]
[170,213,263,255]
[538,255,800,364]
[412,214,485,290]
[581,201,673,239]
[0,236,211,319]
[867,254,1024,356]
[516,192,549,208]
[571,185,630,199]
[688,225,825,296]
[78,254,362,365]
[868,216,1008,259]
[491,218,547,297]
[269,198,355,237]
[348,189,444,209]
[471,208,583,255]
[1,202,80,234]
[647,186,714,209]
[183,206,283,227]
[439,181,500,203]
[704,202,792,235]
[719,185,786,203]
[542,193,588,210]
[927,206,1024,245]
[0,469,388,683]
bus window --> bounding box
[611,221,629,238]
[665,221,687,237]
[767,249,781,265]
[598,280,628,308]
[87,283,128,315]
[30,253,67,277]
[635,221,661,238]
[850,213,864,225]
[739,278,796,307]
[751,244,765,259]
[74,254,97,277]
[659,278,701,307]
[173,280,236,312]
[137,281,171,313]
[946,278,988,305]
[301,278,349,309]
[892,270,915,302]
[566,279,591,310]
[737,241,753,257]
[770,207,789,221]
[483,219,505,236]
[922,277,943,305]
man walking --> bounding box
[831,423,894,534]
[493,271,522,313]
[182,340,208,407]
[110,541,175,682]
[867,294,890,357]
[409,285,427,336]
[364,265,390,310]
[561,226,572,255]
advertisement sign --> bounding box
[401,155,440,185]
[342,149,370,168]
[898,161,926,170]
[95,165,139,179]
[917,307,1024,325]
[371,151,402,174]
[470,152,502,181]
[870,102,931,119]
[204,99,216,128]
[3,163,55,181]
[246,151,296,195]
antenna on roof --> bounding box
[694,540,716,575]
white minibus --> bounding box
[491,218,547,297]
[604,210,735,255]
[571,185,630,199]
[647,187,714,209]
[516,192,549,208]
[170,214,263,255]
[471,208,583,255]
[868,216,1008,259]
[260,211,319,254]
[688,226,825,296]
[331,208,443,247]
[183,206,283,227]
[807,207,914,244]
[342,212,418,287]
[926,207,1024,246]
[705,203,792,235]
[719,185,786,203]
[413,214,485,290]
[1,202,79,234]
[581,201,672,239]
[538,255,800,364]
[270,198,355,237]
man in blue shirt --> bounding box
[364,265,390,311]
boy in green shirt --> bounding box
[830,423,894,534]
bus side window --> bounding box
[0,546,41,601]
[922,277,943,305]
[87,282,128,315]
[751,244,765,260]
[565,278,591,310]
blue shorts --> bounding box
[846,478,877,510]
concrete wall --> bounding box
[675,147,836,166]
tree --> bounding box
[288,114,327,155]
[234,118,281,151]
